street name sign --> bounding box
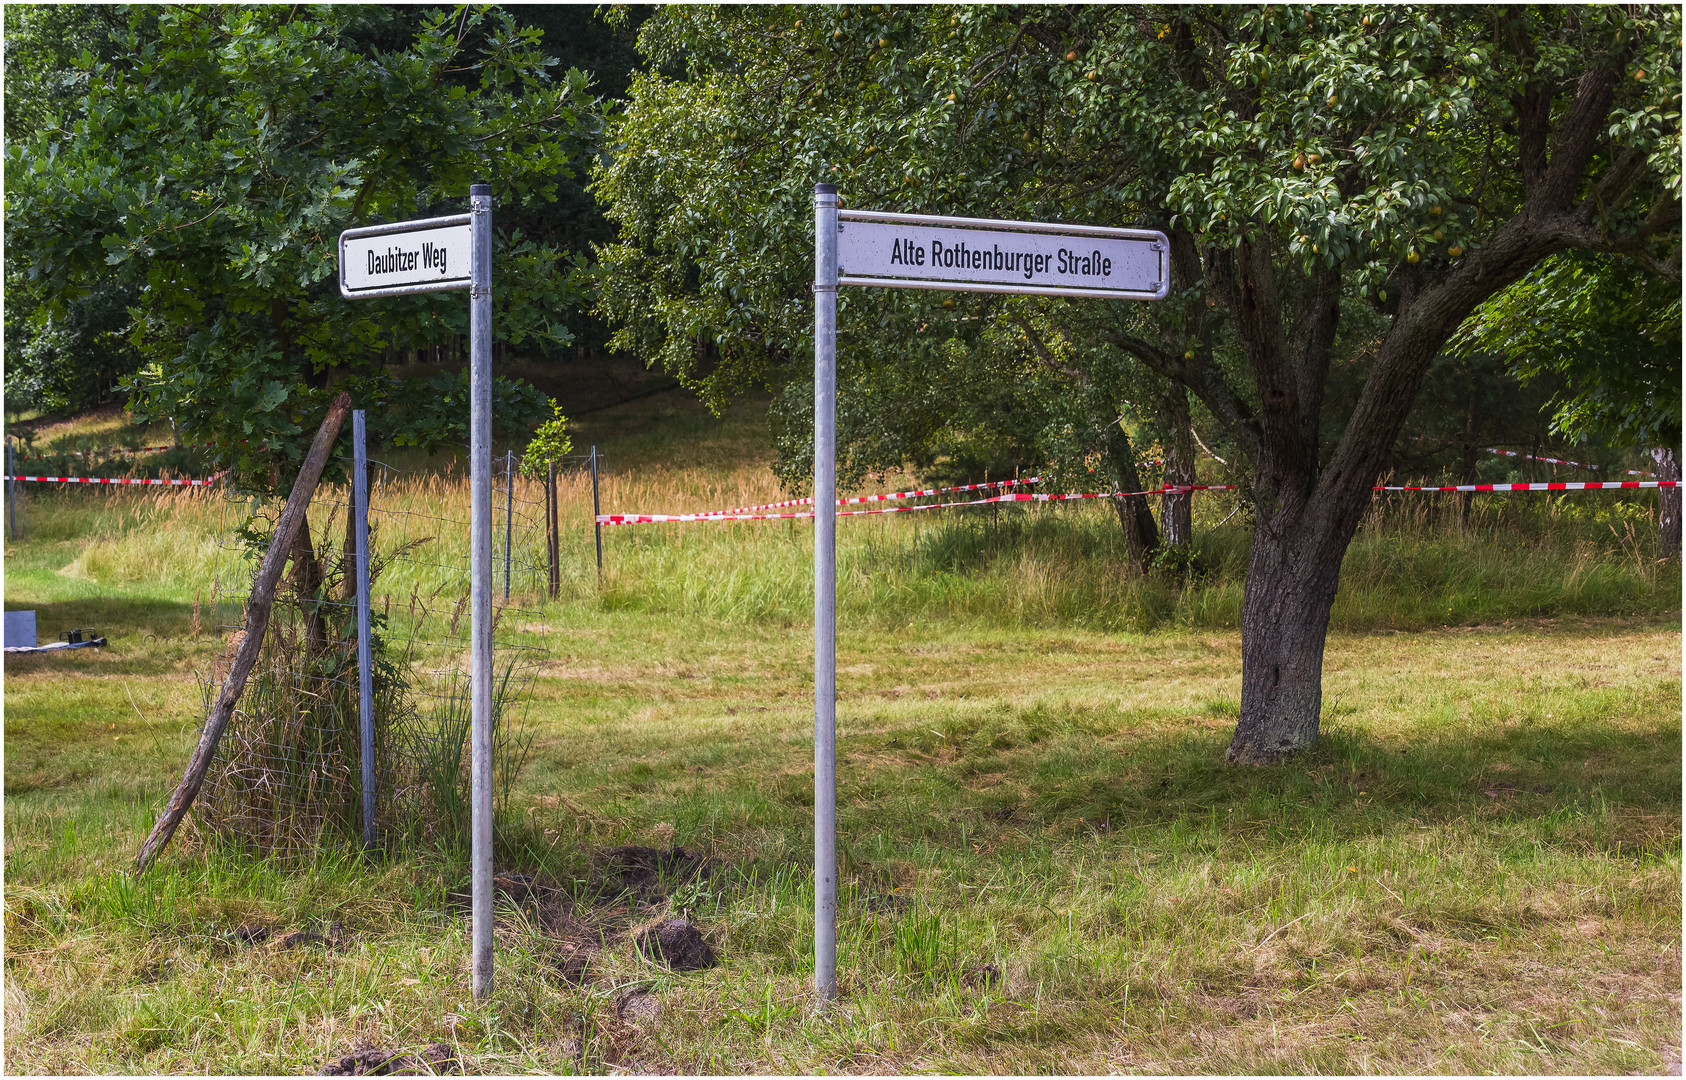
[807,190,1168,1007]
[340,214,474,298]
[837,209,1168,300]
[338,191,498,1006]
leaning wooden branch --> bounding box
[135,392,352,876]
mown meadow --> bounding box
[4,392,1681,1074]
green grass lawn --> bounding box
[4,394,1681,1073]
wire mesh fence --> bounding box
[193,445,606,865]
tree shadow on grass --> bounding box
[3,597,219,669]
[868,707,1684,861]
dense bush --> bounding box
[4,286,142,417]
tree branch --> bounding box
[1535,64,1623,214]
[1289,264,1342,461]
[1102,329,1262,466]
[1014,318,1088,383]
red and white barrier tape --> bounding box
[6,473,225,487]
[1378,480,1676,492]
[598,484,1234,525]
[1483,447,1602,470]
[1410,439,1657,477]
[1485,448,1654,475]
[601,480,1678,525]
[712,476,1041,516]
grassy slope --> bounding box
[4,393,1681,1074]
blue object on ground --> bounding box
[4,609,36,648]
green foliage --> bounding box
[4,284,143,416]
[2,405,1679,1071]
[518,401,574,477]
[5,5,592,494]
[381,371,554,452]
[595,5,1681,496]
[1457,253,1682,448]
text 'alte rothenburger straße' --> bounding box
[887,236,1113,280]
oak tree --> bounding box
[5,5,590,491]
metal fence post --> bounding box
[547,461,561,599]
[590,445,603,582]
[353,410,375,852]
[6,434,18,539]
[504,448,514,601]
[812,182,839,1004]
[468,182,495,1003]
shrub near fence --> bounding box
[194,451,579,864]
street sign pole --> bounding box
[812,183,839,1004]
[354,410,374,852]
[808,198,1166,1006]
[468,183,495,1003]
[337,187,493,1001]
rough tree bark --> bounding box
[1014,316,1165,573]
[290,524,329,658]
[1157,384,1197,548]
[1653,446,1681,558]
[1102,421,1160,572]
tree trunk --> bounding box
[1653,446,1681,559]
[1227,513,1347,764]
[1102,422,1159,572]
[1157,385,1196,548]
[1457,399,1479,530]
[290,522,330,658]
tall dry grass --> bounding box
[16,454,1678,636]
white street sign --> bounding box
[809,193,1169,1006]
[338,189,496,1004]
[340,216,473,298]
[837,210,1168,300]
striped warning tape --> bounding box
[1378,480,1676,492]
[1408,439,1657,477]
[713,476,1041,516]
[598,484,1234,525]
[600,480,1678,525]
[1483,448,1602,470]
[6,473,225,487]
[1482,448,1654,476]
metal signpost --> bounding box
[809,187,1168,1002]
[339,186,496,1002]
[353,410,375,852]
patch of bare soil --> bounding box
[635,918,715,970]
[594,845,714,904]
[617,990,663,1022]
[317,1042,457,1076]
[432,850,726,985]
[226,921,349,951]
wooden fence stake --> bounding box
[135,392,353,876]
